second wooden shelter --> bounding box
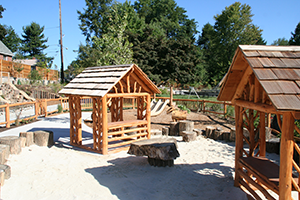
[59,64,160,154]
[218,45,300,200]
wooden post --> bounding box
[279,112,294,200]
[224,102,227,118]
[102,95,108,155]
[5,103,10,128]
[249,109,255,156]
[234,105,243,187]
[203,102,206,114]
[146,94,151,139]
[260,112,266,157]
[44,99,48,117]
[267,113,271,127]
[75,97,82,145]
[34,101,38,120]
[170,86,173,107]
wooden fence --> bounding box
[0,97,234,128]
[0,60,58,81]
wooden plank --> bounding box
[102,95,108,155]
[281,58,300,68]
[279,112,295,200]
[71,77,119,83]
[243,50,260,57]
[260,112,266,157]
[231,67,254,101]
[258,50,276,57]
[107,92,149,98]
[260,80,300,94]
[269,58,286,67]
[146,94,151,139]
[247,58,263,68]
[234,105,243,187]
[272,69,300,80]
[258,57,276,67]
[239,179,263,200]
[253,69,278,80]
[277,81,300,94]
[269,95,300,111]
[108,120,147,129]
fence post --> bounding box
[35,101,38,120]
[44,99,48,117]
[203,101,206,114]
[224,102,227,118]
[5,103,10,128]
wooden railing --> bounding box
[0,96,233,128]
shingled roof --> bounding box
[59,64,160,97]
[0,40,13,57]
[218,45,300,111]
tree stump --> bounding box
[19,132,34,147]
[266,138,280,154]
[179,120,194,136]
[0,144,9,163]
[213,127,223,140]
[151,129,162,136]
[20,137,26,148]
[205,126,214,138]
[0,164,11,180]
[230,127,236,142]
[172,110,187,122]
[222,132,230,141]
[193,129,202,136]
[128,138,179,167]
[0,136,21,154]
[162,127,169,136]
[0,170,4,186]
[34,130,54,147]
[170,122,179,136]
[182,131,197,142]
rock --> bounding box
[178,120,194,136]
[0,136,21,154]
[0,164,11,180]
[182,131,197,142]
[19,132,34,146]
[34,130,54,147]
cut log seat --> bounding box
[239,156,298,194]
[128,138,180,167]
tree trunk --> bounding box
[34,130,54,147]
[182,131,197,142]
[19,132,34,147]
[205,126,214,138]
[170,122,179,136]
[179,120,194,136]
[0,136,21,154]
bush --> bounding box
[57,104,63,113]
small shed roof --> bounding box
[59,64,161,97]
[0,40,14,57]
[218,45,300,111]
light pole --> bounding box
[59,0,64,83]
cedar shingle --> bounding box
[253,69,278,80]
[243,50,260,57]
[247,58,263,68]
[269,95,300,110]
[281,58,300,68]
[269,58,286,67]
[258,57,275,67]
[272,69,300,80]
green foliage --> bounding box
[1,25,21,53]
[57,105,63,113]
[159,88,170,95]
[198,2,265,85]
[28,70,42,83]
[177,104,191,114]
[289,22,300,45]
[271,38,289,46]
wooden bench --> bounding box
[128,138,180,167]
[238,156,298,199]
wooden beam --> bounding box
[146,94,151,139]
[234,105,244,187]
[102,95,108,155]
[107,92,149,98]
[279,112,294,200]
[232,67,254,102]
[260,112,266,157]
[235,100,277,113]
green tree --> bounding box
[289,22,300,45]
[2,25,21,53]
[19,22,53,68]
[78,0,113,42]
[272,38,289,46]
[0,5,6,40]
[198,2,265,85]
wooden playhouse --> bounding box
[218,45,300,200]
[59,64,160,154]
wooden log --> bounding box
[0,164,11,180]
[222,132,230,141]
[169,122,179,136]
[19,137,26,148]
[179,120,194,136]
[230,127,236,142]
[162,127,169,136]
[19,132,34,147]
[213,127,223,140]
[128,138,179,161]
[182,131,197,142]
[0,144,9,160]
[0,136,21,154]
[172,110,187,122]
[34,130,54,147]
[193,129,202,136]
[205,126,214,138]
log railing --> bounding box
[0,96,233,128]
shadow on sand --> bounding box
[85,156,246,200]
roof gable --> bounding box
[59,64,160,97]
[218,45,300,111]
[0,40,14,57]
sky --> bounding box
[1,0,300,71]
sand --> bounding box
[0,112,288,200]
